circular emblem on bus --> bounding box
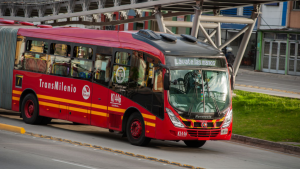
[82,85,90,100]
[201,122,207,128]
[116,67,125,83]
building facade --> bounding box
[256,1,300,76]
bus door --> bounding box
[91,51,112,128]
[67,44,94,124]
[108,49,133,131]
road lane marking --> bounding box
[235,84,300,95]
[52,159,98,169]
[24,132,205,169]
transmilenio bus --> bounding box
[0,22,233,147]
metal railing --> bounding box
[0,0,69,5]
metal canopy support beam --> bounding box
[154,6,166,33]
[164,21,218,29]
[166,27,174,34]
[214,9,222,47]
[218,26,249,50]
[233,4,261,77]
[191,0,203,37]
[199,23,218,48]
[203,29,216,43]
[49,11,193,27]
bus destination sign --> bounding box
[166,56,226,68]
[174,58,216,67]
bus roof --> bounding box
[16,27,222,62]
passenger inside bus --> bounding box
[94,54,111,85]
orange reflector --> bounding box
[146,130,150,133]
[47,109,49,111]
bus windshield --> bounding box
[169,69,230,116]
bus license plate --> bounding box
[221,129,228,135]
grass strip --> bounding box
[232,90,300,143]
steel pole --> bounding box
[233,5,260,77]
[154,6,166,33]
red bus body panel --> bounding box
[11,28,232,141]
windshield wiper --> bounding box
[205,74,221,117]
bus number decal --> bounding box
[82,85,91,100]
[177,131,187,137]
[110,93,121,107]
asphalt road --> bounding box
[236,73,300,93]
[235,68,300,98]
[0,130,180,169]
[0,110,299,169]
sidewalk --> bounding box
[235,66,300,99]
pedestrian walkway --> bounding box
[235,66,300,99]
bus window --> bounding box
[111,65,130,85]
[26,40,48,54]
[50,43,71,57]
[48,56,70,76]
[130,51,146,86]
[115,52,131,65]
[71,58,93,80]
[73,46,93,60]
[14,36,25,70]
[23,52,48,73]
[94,54,111,86]
[152,67,164,118]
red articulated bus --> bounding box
[0,24,233,147]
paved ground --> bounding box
[0,110,299,169]
[0,129,180,169]
[235,66,300,99]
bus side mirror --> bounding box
[164,72,170,90]
[228,64,235,90]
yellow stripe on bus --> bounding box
[39,101,59,108]
[142,113,156,120]
[37,94,91,107]
[12,90,22,95]
[145,121,156,127]
[12,96,20,101]
[69,106,88,114]
[108,107,125,113]
[91,111,108,117]
[92,104,107,110]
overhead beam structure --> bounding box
[0,0,291,86]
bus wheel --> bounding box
[21,94,42,124]
[126,112,151,146]
[184,140,206,148]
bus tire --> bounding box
[126,112,151,146]
[21,94,43,124]
[184,140,206,148]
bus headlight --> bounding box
[166,108,184,128]
[222,109,232,128]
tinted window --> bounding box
[26,40,48,54]
[23,52,47,73]
[71,58,93,79]
[48,56,71,76]
[73,46,93,60]
[115,52,131,65]
[94,54,111,86]
[50,43,71,57]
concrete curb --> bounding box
[231,134,300,156]
[0,123,26,134]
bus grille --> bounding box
[187,130,220,137]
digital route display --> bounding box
[166,56,226,68]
